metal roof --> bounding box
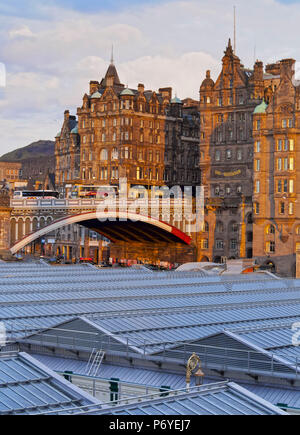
[77,382,288,416]
[31,354,300,411]
[1,264,300,372]
[0,352,99,415]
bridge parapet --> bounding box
[10,198,190,209]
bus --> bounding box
[13,190,60,199]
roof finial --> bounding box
[111,44,114,65]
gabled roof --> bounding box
[0,352,100,415]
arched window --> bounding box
[216,221,224,233]
[100,148,108,161]
[266,224,275,235]
[229,222,238,233]
[111,148,119,160]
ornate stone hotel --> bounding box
[52,40,300,275]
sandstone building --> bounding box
[198,40,260,263]
[252,58,300,276]
[55,60,200,193]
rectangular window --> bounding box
[216,240,224,250]
[284,179,288,193]
[277,159,282,171]
[256,120,261,130]
[289,157,294,171]
[255,160,260,171]
[282,119,287,128]
[290,139,295,151]
[254,203,260,214]
[277,140,282,151]
[284,158,288,171]
[237,150,242,161]
[230,240,237,250]
[201,239,209,250]
[277,180,282,193]
[255,141,261,153]
[215,150,221,161]
[226,149,232,159]
[255,180,260,193]
[289,202,294,215]
[266,241,275,253]
[280,202,285,214]
[290,179,294,193]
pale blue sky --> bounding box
[0,0,300,153]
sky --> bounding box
[0,0,300,153]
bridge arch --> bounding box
[10,210,192,254]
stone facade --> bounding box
[55,61,200,192]
[252,58,300,276]
[0,161,23,185]
[198,40,260,263]
[55,111,80,187]
[0,190,12,254]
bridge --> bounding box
[7,197,202,263]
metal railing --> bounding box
[17,329,300,380]
[10,198,188,209]
[40,382,229,415]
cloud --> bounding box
[9,25,36,39]
[1,0,300,153]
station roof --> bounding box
[80,382,287,416]
[31,353,300,411]
[2,264,300,374]
[0,352,99,415]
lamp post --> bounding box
[186,353,204,391]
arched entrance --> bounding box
[200,256,209,263]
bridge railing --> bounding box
[10,198,194,209]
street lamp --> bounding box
[186,353,204,390]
